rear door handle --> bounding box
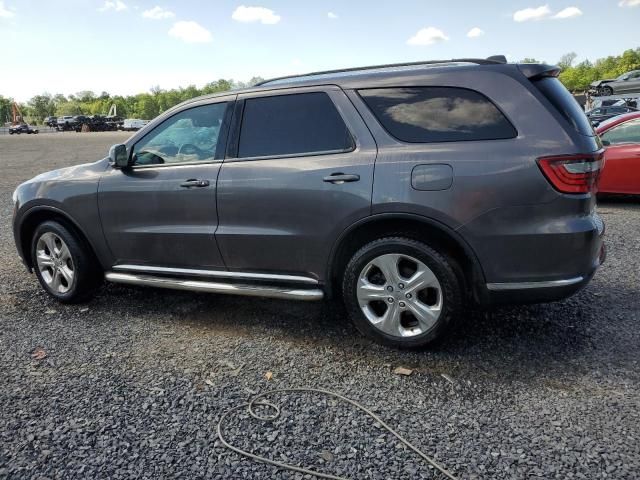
[323,173,360,184]
[180,179,210,188]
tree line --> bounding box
[0,77,263,125]
[2,48,639,125]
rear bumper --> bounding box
[484,237,605,305]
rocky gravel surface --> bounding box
[0,133,639,479]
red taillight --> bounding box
[537,151,604,194]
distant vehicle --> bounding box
[122,119,150,131]
[596,111,640,195]
[586,105,637,127]
[57,116,76,131]
[44,116,57,128]
[9,124,38,135]
[592,70,640,96]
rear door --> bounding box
[216,86,377,280]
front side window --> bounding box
[358,87,517,143]
[601,119,640,145]
[238,92,354,158]
[132,102,228,166]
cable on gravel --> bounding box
[217,387,458,479]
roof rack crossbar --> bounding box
[256,56,507,86]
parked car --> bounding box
[594,70,640,96]
[11,56,606,348]
[586,105,637,127]
[56,116,76,131]
[596,111,640,195]
[122,118,150,131]
[8,124,38,135]
[44,116,57,128]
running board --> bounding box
[105,272,324,301]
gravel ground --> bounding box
[0,133,638,479]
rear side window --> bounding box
[601,118,640,145]
[533,77,594,136]
[358,87,516,143]
[238,92,354,158]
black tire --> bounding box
[342,237,462,349]
[31,221,102,303]
[601,86,613,97]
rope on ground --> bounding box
[217,387,458,480]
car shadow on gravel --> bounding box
[84,281,636,383]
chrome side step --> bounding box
[112,264,319,285]
[105,272,324,301]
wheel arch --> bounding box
[18,206,101,272]
[326,213,487,304]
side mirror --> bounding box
[109,144,129,168]
[622,76,630,81]
[601,139,611,146]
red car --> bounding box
[596,111,640,195]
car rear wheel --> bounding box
[342,237,461,349]
[32,221,102,303]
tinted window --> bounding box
[358,87,516,143]
[132,103,228,166]
[602,118,640,145]
[238,92,353,158]
[534,77,594,136]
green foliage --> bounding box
[3,78,256,124]
[559,48,640,91]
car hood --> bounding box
[591,79,615,87]
[26,158,109,184]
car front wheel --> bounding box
[600,86,613,96]
[342,237,462,349]
[32,221,102,303]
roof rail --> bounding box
[256,55,507,86]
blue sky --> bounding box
[1,0,639,101]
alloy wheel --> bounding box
[35,232,75,294]
[356,253,442,338]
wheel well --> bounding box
[328,216,485,303]
[20,210,97,270]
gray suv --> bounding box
[12,57,606,348]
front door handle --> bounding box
[180,179,210,188]
[323,173,360,184]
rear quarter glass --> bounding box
[533,77,595,137]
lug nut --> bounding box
[405,293,412,299]
[399,301,406,307]
[387,297,394,303]
[387,286,393,292]
[398,283,405,289]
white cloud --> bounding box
[232,5,280,24]
[553,6,582,18]
[467,27,484,38]
[99,0,127,12]
[407,27,449,46]
[0,1,15,18]
[328,11,338,19]
[619,0,640,6]
[142,6,174,20]
[513,5,551,22]
[168,21,212,43]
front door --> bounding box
[600,117,640,194]
[216,87,377,279]
[98,99,233,269]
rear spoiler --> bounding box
[517,63,561,80]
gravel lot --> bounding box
[0,132,638,479]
